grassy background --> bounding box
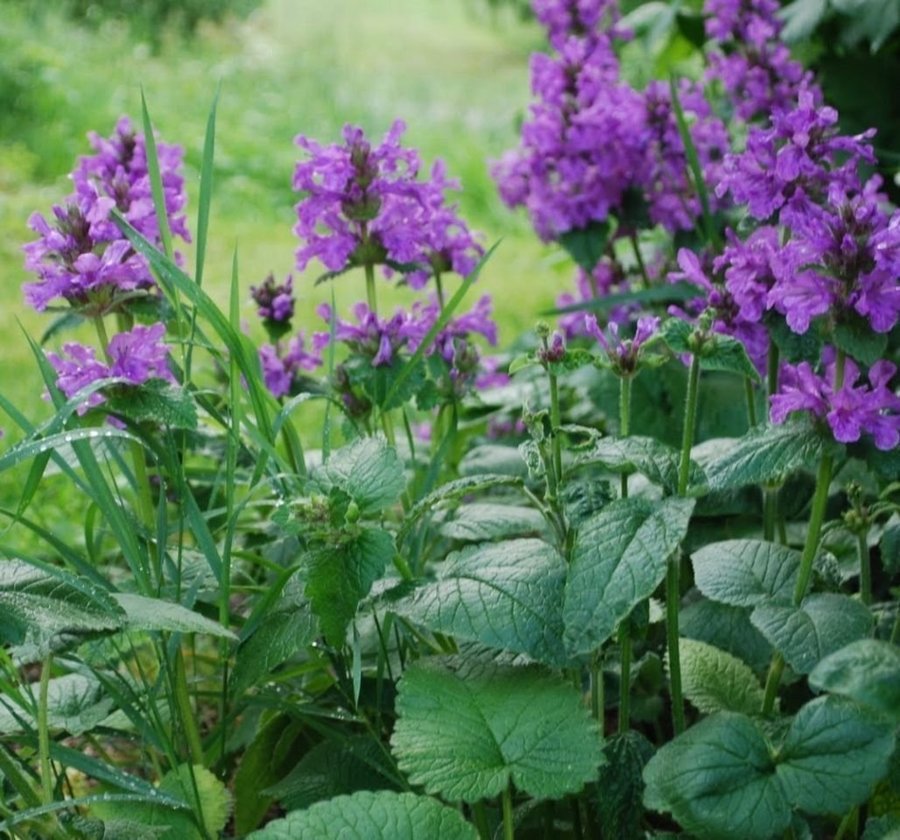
[0,0,569,439]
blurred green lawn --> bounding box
[0,0,570,437]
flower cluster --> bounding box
[23,118,189,314]
[259,333,326,399]
[771,356,899,450]
[585,314,660,376]
[48,323,174,412]
[293,121,482,289]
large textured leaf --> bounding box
[439,503,549,542]
[305,527,395,646]
[112,593,236,640]
[0,673,112,736]
[680,599,773,671]
[246,791,477,840]
[776,696,895,815]
[564,497,695,655]
[105,381,197,430]
[594,731,655,839]
[394,538,568,664]
[679,638,766,715]
[704,418,831,490]
[751,593,873,674]
[0,559,123,644]
[691,540,801,607]
[314,437,405,516]
[573,435,706,496]
[809,640,900,722]
[643,713,791,840]
[659,318,760,381]
[231,604,317,696]
[264,735,396,811]
[391,657,602,802]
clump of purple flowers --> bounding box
[23,117,189,315]
[293,121,482,289]
[48,323,174,413]
[259,334,326,399]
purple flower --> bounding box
[259,332,325,398]
[23,118,189,314]
[316,301,422,367]
[251,273,296,340]
[293,122,482,286]
[771,355,900,450]
[532,0,624,48]
[585,313,660,374]
[47,322,174,413]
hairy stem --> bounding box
[38,655,54,805]
[858,531,872,606]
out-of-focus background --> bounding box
[1,0,897,422]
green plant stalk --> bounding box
[173,647,205,766]
[591,652,604,726]
[0,744,42,809]
[763,484,779,543]
[502,784,515,840]
[766,339,780,403]
[363,261,399,448]
[38,655,53,806]
[857,531,872,606]
[668,354,700,734]
[548,369,563,490]
[618,374,632,733]
[744,376,758,428]
[629,232,650,288]
[472,801,491,840]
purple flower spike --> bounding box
[585,313,659,375]
[259,332,325,398]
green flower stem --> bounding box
[93,315,111,362]
[502,784,515,840]
[766,339,780,403]
[744,376,758,429]
[549,369,563,491]
[630,231,650,288]
[364,260,379,316]
[173,648,205,766]
[619,375,632,499]
[668,354,700,734]
[858,531,872,606]
[38,655,53,805]
[763,452,835,713]
[763,486,779,543]
[591,652,604,726]
[472,801,491,840]
[618,374,632,733]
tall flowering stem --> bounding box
[618,373,633,734]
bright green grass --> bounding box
[0,0,569,436]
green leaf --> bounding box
[391,657,602,802]
[678,638,766,715]
[459,445,529,478]
[834,313,890,367]
[154,764,232,840]
[231,603,317,697]
[559,218,615,272]
[394,538,568,664]
[112,593,237,640]
[779,0,828,42]
[439,503,549,542]
[862,815,900,840]
[691,539,801,607]
[105,381,197,430]
[306,527,395,646]
[0,559,123,645]
[704,418,832,490]
[564,497,695,655]
[246,791,478,840]
[643,713,791,840]
[681,598,773,671]
[548,281,703,316]
[809,640,900,722]
[264,735,397,811]
[314,436,405,516]
[0,673,112,736]
[776,696,895,816]
[573,434,707,495]
[751,593,873,675]
[765,312,823,364]
[594,731,655,839]
[700,333,761,381]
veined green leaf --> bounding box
[391,657,602,802]
[564,497,695,655]
[246,791,477,839]
[112,593,237,640]
[394,538,568,665]
[678,638,766,715]
[313,436,405,516]
[809,640,900,722]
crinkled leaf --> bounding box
[777,696,895,815]
[0,559,124,644]
[701,334,761,381]
[705,418,832,490]
[391,657,602,802]
[751,593,873,675]
[314,436,405,516]
[691,539,801,607]
[594,731,655,839]
[564,497,695,655]
[643,713,791,840]
[305,527,395,646]
[809,640,900,722]
[231,603,317,696]
[678,638,766,715]
[246,790,477,840]
[0,672,112,736]
[264,735,396,812]
[439,503,549,542]
[573,435,706,496]
[105,381,197,430]
[112,593,236,640]
[681,598,773,671]
[394,538,568,664]
[559,218,615,272]
[459,444,529,477]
